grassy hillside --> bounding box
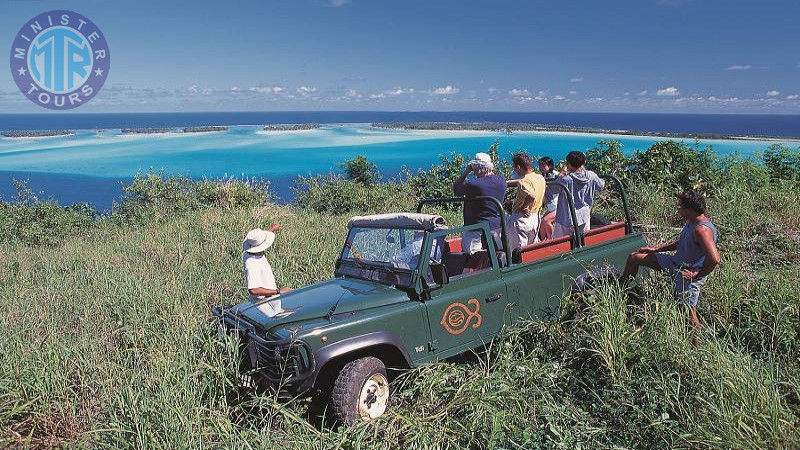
[1,141,799,448]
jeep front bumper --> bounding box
[212,306,315,394]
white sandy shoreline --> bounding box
[2,124,798,144]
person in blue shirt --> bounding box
[622,190,720,345]
[452,152,506,254]
[552,151,605,239]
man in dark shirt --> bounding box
[452,152,507,254]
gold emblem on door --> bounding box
[440,298,482,335]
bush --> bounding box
[196,177,271,209]
[111,172,269,224]
[761,144,800,181]
[293,174,414,214]
[0,181,95,246]
[340,154,380,186]
[401,152,467,208]
[586,140,628,179]
[627,141,719,193]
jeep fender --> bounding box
[301,331,412,391]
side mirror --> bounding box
[430,262,449,285]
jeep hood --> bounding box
[225,277,408,331]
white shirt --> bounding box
[243,253,277,302]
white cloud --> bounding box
[249,86,284,94]
[636,90,648,96]
[369,93,385,99]
[345,89,360,98]
[509,88,530,97]
[327,0,350,6]
[788,94,799,100]
[766,90,780,97]
[725,64,752,71]
[708,96,740,103]
[656,86,681,96]
[569,90,577,95]
[570,77,584,83]
[230,86,241,92]
[553,95,567,100]
[386,87,414,96]
[534,90,547,101]
[623,92,631,96]
[297,86,317,94]
[432,85,459,95]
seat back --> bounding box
[584,221,626,246]
[519,235,573,263]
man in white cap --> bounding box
[452,152,506,254]
[243,223,291,317]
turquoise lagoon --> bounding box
[0,124,796,208]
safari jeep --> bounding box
[213,176,645,424]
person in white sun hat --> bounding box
[452,152,506,254]
[243,223,291,317]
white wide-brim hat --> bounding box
[469,152,494,171]
[243,228,276,253]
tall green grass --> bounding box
[2,142,800,448]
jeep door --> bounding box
[421,225,509,357]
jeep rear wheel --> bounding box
[331,357,389,424]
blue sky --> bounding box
[3,0,800,113]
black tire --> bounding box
[330,356,389,425]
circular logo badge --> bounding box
[10,10,110,110]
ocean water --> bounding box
[1,113,799,210]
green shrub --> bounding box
[761,144,800,181]
[340,154,380,186]
[292,174,414,214]
[196,177,271,209]
[111,172,269,224]
[586,140,628,179]
[628,141,719,192]
[0,181,95,246]
[401,152,467,209]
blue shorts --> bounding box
[655,253,707,307]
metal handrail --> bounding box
[416,196,510,257]
[598,174,633,234]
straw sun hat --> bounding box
[243,228,276,253]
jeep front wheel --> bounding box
[331,357,389,424]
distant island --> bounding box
[371,122,800,142]
[121,128,175,135]
[121,126,229,135]
[263,123,320,131]
[1,130,74,138]
[183,126,228,133]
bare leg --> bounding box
[539,212,555,241]
[689,307,701,347]
[621,251,661,280]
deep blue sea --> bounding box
[1,111,799,210]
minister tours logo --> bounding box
[10,10,110,110]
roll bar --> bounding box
[416,196,512,256]
[599,174,633,234]
[415,174,631,264]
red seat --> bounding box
[445,237,462,253]
[519,235,572,263]
[584,221,626,246]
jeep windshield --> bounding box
[336,227,429,288]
